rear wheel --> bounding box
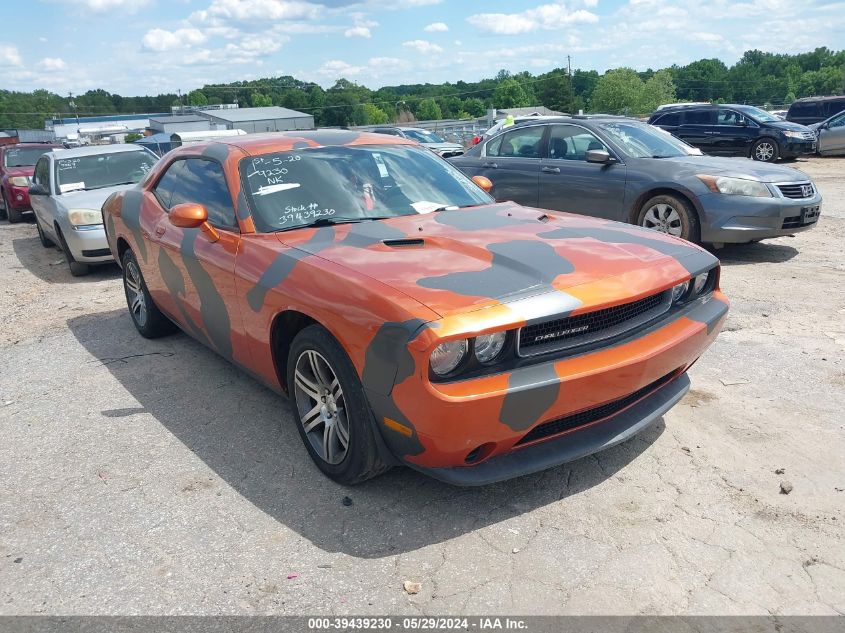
[287,325,389,485]
[637,194,699,243]
[122,249,176,338]
[751,138,779,162]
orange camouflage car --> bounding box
[102,130,728,486]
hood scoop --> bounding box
[382,238,425,248]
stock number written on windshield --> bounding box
[278,203,336,226]
[247,154,302,185]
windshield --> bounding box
[4,147,50,167]
[242,145,492,232]
[401,129,445,144]
[599,122,700,158]
[55,151,156,193]
[735,105,779,123]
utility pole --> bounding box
[567,55,572,89]
[68,92,80,126]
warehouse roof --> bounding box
[149,115,208,124]
[202,106,312,122]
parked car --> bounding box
[0,143,61,223]
[370,126,464,157]
[809,109,845,156]
[787,96,845,126]
[649,104,817,162]
[449,116,822,247]
[102,130,727,485]
[28,144,157,276]
[474,115,561,145]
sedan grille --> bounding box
[514,370,678,446]
[777,182,815,199]
[517,290,671,357]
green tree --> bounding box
[590,68,646,114]
[462,98,486,117]
[641,70,676,112]
[416,98,442,120]
[493,78,530,108]
[250,92,272,107]
[187,90,208,106]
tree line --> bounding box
[1,47,843,130]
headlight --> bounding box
[783,130,805,139]
[673,268,717,305]
[697,175,772,198]
[692,272,709,295]
[430,339,468,376]
[672,281,690,303]
[68,208,103,227]
[474,332,506,364]
[9,176,30,186]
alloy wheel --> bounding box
[124,260,148,327]
[642,203,683,237]
[755,142,775,161]
[293,349,350,465]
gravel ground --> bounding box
[0,157,843,615]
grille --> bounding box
[518,291,670,356]
[777,182,815,199]
[515,370,677,446]
[800,131,816,142]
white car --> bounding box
[28,144,157,276]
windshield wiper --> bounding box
[274,216,393,232]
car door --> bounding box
[675,108,717,152]
[714,108,756,155]
[29,156,59,239]
[537,124,626,220]
[150,157,243,362]
[478,124,545,206]
[818,111,845,154]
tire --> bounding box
[35,218,54,248]
[55,226,89,276]
[121,249,177,338]
[636,194,700,243]
[286,324,390,485]
[4,190,22,223]
[751,138,779,162]
[0,189,6,220]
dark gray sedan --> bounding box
[449,116,822,246]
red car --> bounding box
[0,143,60,223]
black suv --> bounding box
[787,96,845,126]
[648,104,816,162]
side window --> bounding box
[655,112,680,126]
[829,112,845,128]
[153,159,186,210]
[684,109,715,125]
[486,126,544,158]
[717,109,745,125]
[172,159,237,229]
[33,157,50,189]
[547,125,608,161]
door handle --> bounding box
[542,166,561,174]
[482,162,498,168]
[154,226,166,237]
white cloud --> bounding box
[54,0,150,12]
[196,0,321,22]
[402,39,443,54]
[317,59,365,77]
[0,43,22,66]
[424,22,448,32]
[345,26,372,37]
[38,57,67,71]
[688,32,724,42]
[142,27,207,51]
[467,3,599,35]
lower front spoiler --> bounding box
[409,372,691,486]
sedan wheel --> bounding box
[641,203,683,237]
[124,259,148,328]
[636,194,700,243]
[294,350,350,465]
[120,249,176,339]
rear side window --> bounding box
[825,99,845,118]
[684,109,715,125]
[486,126,545,158]
[154,158,237,229]
[654,112,680,126]
[33,157,50,188]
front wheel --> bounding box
[121,249,176,338]
[3,191,22,223]
[35,218,54,248]
[751,138,779,162]
[637,194,699,243]
[286,325,389,485]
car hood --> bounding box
[764,120,811,132]
[807,122,823,131]
[56,183,138,210]
[423,142,464,151]
[652,155,808,183]
[279,202,714,318]
[3,166,34,178]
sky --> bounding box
[2,0,844,97]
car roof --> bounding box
[184,129,417,157]
[791,95,845,103]
[2,143,60,150]
[510,115,639,127]
[46,143,148,159]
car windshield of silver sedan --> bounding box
[401,129,445,144]
[4,147,49,167]
[55,151,156,193]
[599,122,699,158]
[242,145,492,233]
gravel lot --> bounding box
[1,157,843,616]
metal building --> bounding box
[199,107,314,133]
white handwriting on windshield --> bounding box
[278,203,336,226]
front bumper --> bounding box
[62,225,113,263]
[779,139,816,158]
[698,191,822,243]
[4,184,32,211]
[369,291,728,485]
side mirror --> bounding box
[472,175,494,193]
[28,183,47,196]
[585,149,613,164]
[169,203,219,242]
